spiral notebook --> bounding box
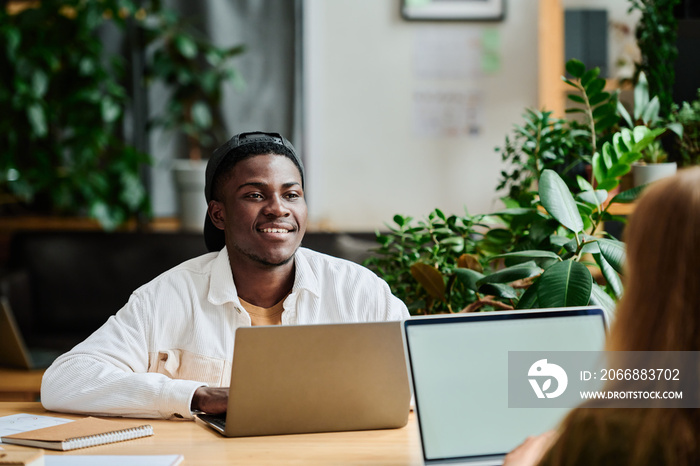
[1,417,153,451]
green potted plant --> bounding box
[496,59,621,208]
[371,60,665,319]
[667,89,700,167]
[0,1,149,230]
[141,5,245,230]
[617,72,683,186]
[363,208,523,315]
[371,126,658,319]
[629,0,679,118]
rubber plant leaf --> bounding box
[536,260,592,308]
[539,169,584,234]
[410,262,446,299]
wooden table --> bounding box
[0,403,423,465]
[0,369,44,401]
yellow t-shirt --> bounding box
[238,296,286,326]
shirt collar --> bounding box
[207,247,321,305]
[291,248,321,298]
[208,247,239,306]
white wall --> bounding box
[303,0,638,232]
[303,0,538,231]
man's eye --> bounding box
[245,193,263,199]
[285,192,302,200]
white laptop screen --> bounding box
[405,309,606,462]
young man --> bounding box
[41,132,409,419]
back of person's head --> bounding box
[541,167,700,466]
[608,167,700,352]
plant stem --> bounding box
[578,82,597,159]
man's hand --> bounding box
[191,387,229,414]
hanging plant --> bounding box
[0,1,150,229]
[629,0,681,117]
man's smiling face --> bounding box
[208,153,307,268]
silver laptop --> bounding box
[404,307,607,466]
[195,320,411,437]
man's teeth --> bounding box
[260,228,289,233]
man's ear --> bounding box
[208,200,226,230]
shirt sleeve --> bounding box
[378,275,410,321]
[40,292,206,420]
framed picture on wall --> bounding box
[401,0,505,21]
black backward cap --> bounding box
[203,131,304,252]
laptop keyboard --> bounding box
[198,413,227,430]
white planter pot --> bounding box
[172,159,208,231]
[632,162,677,187]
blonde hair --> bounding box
[539,167,700,466]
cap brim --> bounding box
[204,214,226,252]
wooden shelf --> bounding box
[0,216,180,234]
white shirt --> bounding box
[41,247,409,419]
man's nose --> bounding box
[263,195,290,217]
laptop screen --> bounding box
[404,308,606,463]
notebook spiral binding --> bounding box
[63,425,154,450]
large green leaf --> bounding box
[667,122,684,138]
[567,94,585,104]
[589,91,611,106]
[597,238,626,274]
[410,263,445,299]
[641,96,660,125]
[488,250,560,268]
[439,236,466,253]
[563,237,600,255]
[479,283,518,300]
[603,140,618,165]
[489,250,561,261]
[536,260,592,308]
[634,72,650,120]
[631,127,665,152]
[565,59,586,78]
[586,78,606,97]
[610,184,646,204]
[539,170,584,234]
[581,67,600,88]
[596,178,619,192]
[577,190,607,206]
[590,283,617,323]
[593,253,623,299]
[492,208,537,216]
[453,268,485,292]
[612,132,630,156]
[477,261,541,286]
[515,282,539,310]
[591,152,607,190]
[617,100,633,128]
